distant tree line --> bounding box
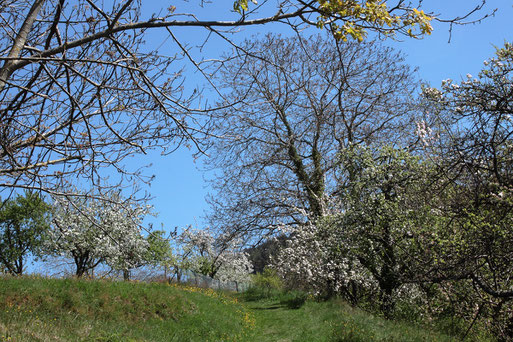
[0,191,252,284]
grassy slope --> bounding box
[0,276,484,342]
[0,276,251,341]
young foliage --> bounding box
[231,0,434,41]
[315,0,432,41]
[0,191,51,275]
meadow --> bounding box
[0,276,492,342]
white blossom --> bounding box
[176,227,253,283]
[421,87,443,101]
[273,220,376,296]
[46,193,151,276]
[415,120,434,146]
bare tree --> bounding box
[0,0,191,199]
[0,0,489,202]
[203,34,419,242]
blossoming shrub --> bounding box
[275,145,452,318]
[275,219,376,302]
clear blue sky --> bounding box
[131,0,513,234]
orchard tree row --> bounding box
[0,191,252,283]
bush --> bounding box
[246,268,283,300]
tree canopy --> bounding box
[204,34,418,241]
[0,191,51,274]
[47,191,152,277]
[0,0,487,202]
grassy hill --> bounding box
[0,276,490,341]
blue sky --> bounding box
[131,0,513,234]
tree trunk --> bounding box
[76,266,85,278]
[0,0,46,92]
[15,254,23,275]
[380,286,395,319]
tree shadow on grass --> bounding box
[251,297,307,311]
[251,304,284,310]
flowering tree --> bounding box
[335,145,449,316]
[214,249,254,284]
[274,219,375,302]
[176,227,253,283]
[422,43,513,338]
[276,145,448,316]
[47,192,151,277]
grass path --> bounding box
[243,299,341,341]
[240,295,466,342]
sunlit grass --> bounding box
[0,276,495,341]
[0,275,249,341]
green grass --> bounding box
[242,296,469,342]
[0,276,249,341]
[0,276,494,341]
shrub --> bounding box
[252,268,283,294]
